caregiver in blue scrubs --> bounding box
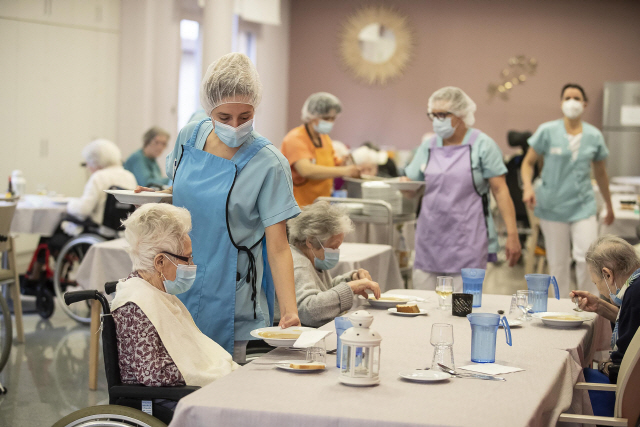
[522,83,614,296]
[141,53,301,361]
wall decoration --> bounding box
[487,55,538,101]
[339,5,414,85]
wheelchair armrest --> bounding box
[110,384,200,401]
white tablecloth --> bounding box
[599,193,639,240]
[76,240,404,293]
[10,196,71,236]
[170,290,611,427]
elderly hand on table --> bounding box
[348,278,381,299]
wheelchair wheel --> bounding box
[35,286,55,319]
[53,234,106,324]
[53,405,167,427]
[0,292,12,375]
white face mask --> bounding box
[562,99,584,120]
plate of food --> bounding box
[249,326,315,347]
[399,370,451,382]
[365,293,419,309]
[388,305,428,317]
[532,312,595,328]
[275,361,326,373]
[104,189,172,205]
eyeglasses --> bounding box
[163,252,194,265]
[427,112,454,121]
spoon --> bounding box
[572,296,584,312]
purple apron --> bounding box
[414,130,489,273]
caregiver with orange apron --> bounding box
[281,92,361,207]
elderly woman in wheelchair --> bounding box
[55,203,238,427]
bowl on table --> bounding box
[249,326,315,347]
[531,312,595,328]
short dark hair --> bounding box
[561,83,588,102]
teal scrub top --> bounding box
[405,128,508,254]
[166,121,301,338]
[123,149,170,187]
[528,119,608,223]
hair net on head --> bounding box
[82,139,123,169]
[301,92,342,123]
[428,87,477,127]
[351,146,388,166]
[200,52,262,115]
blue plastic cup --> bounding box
[335,316,352,368]
[525,274,560,313]
[461,268,485,308]
[467,313,512,363]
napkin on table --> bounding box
[458,364,524,375]
[293,330,333,348]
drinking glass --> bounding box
[430,323,454,370]
[306,339,326,364]
[516,290,533,321]
[436,276,453,310]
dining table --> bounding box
[10,195,72,236]
[169,289,611,427]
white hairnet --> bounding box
[301,92,342,123]
[200,53,262,115]
[331,140,350,160]
[351,146,388,166]
[427,87,477,127]
[82,139,123,169]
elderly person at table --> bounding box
[570,235,640,416]
[111,203,238,390]
[274,202,381,327]
[124,127,171,188]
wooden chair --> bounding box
[0,203,25,343]
[558,327,640,426]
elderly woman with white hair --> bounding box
[403,87,521,291]
[570,235,640,416]
[112,203,237,391]
[281,92,361,207]
[275,202,381,327]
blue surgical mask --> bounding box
[603,275,622,306]
[314,120,334,135]
[162,255,197,295]
[433,117,457,139]
[214,119,254,148]
[313,238,340,270]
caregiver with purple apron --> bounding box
[162,53,301,362]
[404,87,521,291]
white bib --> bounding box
[111,277,238,387]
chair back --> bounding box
[615,326,640,424]
[102,186,135,232]
[0,203,17,253]
[99,284,123,404]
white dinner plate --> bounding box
[367,296,414,309]
[104,189,172,205]
[500,319,522,328]
[388,308,428,317]
[249,326,315,347]
[275,361,326,373]
[532,312,595,328]
[387,181,425,191]
[399,370,451,382]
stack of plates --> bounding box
[361,182,402,216]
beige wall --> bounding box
[287,0,640,152]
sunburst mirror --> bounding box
[339,5,414,85]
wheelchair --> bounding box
[19,187,134,322]
[53,282,199,427]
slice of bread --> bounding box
[396,304,420,313]
[289,362,325,370]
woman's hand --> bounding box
[278,312,301,328]
[569,290,600,312]
[343,165,361,178]
[505,234,522,267]
[399,176,422,198]
[351,268,372,281]
[603,207,615,226]
[348,279,381,299]
[134,186,155,193]
[522,187,536,209]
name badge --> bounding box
[550,147,563,155]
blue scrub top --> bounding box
[405,128,507,254]
[166,121,301,338]
[528,119,608,223]
[124,149,170,187]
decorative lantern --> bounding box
[339,310,382,386]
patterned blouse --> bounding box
[112,273,186,387]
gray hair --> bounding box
[288,201,354,249]
[122,204,192,273]
[82,139,123,169]
[585,235,640,277]
[301,92,342,123]
[143,127,170,147]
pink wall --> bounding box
[287,0,640,153]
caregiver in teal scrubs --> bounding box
[522,83,614,297]
[142,53,301,361]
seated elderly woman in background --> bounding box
[570,235,640,416]
[124,127,171,188]
[111,203,238,390]
[275,202,381,327]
